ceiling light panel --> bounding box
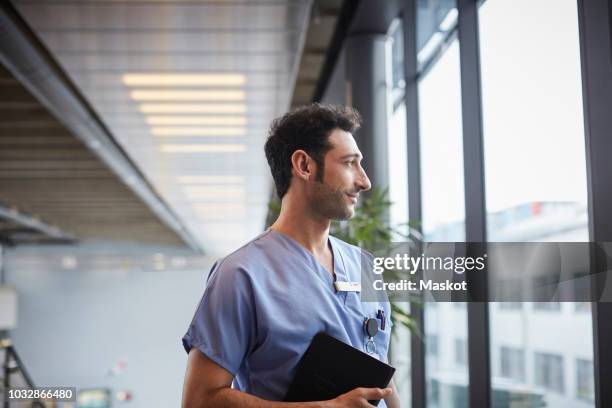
[197,212,246,221]
[140,103,246,114]
[70,73,282,89]
[193,203,245,212]
[183,186,244,194]
[146,116,247,126]
[193,204,247,219]
[184,186,245,200]
[130,90,245,101]
[160,144,247,153]
[178,175,245,184]
[151,127,246,136]
[123,73,246,87]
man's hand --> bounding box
[329,387,393,408]
[183,348,395,408]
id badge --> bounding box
[334,281,361,292]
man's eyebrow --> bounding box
[339,153,362,160]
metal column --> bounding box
[577,1,612,407]
[457,1,491,408]
[346,34,390,190]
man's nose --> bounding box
[356,167,371,192]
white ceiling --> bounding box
[14,0,313,255]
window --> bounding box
[498,302,522,311]
[499,346,525,382]
[385,19,411,408]
[480,0,587,228]
[576,359,594,401]
[419,37,465,241]
[417,0,458,70]
[533,302,561,312]
[389,19,405,105]
[454,338,467,366]
[385,17,409,245]
[575,302,590,313]
[534,352,565,394]
[387,102,408,237]
[479,0,594,406]
[427,334,439,357]
[418,2,467,407]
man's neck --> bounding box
[270,194,331,255]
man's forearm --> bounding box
[193,387,333,408]
[384,379,401,408]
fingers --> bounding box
[335,387,393,408]
[358,387,392,400]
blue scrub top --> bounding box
[182,229,393,406]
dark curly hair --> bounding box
[264,103,362,200]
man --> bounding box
[182,104,400,408]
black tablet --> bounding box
[284,332,396,406]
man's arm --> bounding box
[182,348,392,408]
[383,379,400,408]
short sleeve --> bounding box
[182,260,257,376]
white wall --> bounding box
[5,243,214,408]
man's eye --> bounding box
[345,161,354,166]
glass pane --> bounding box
[386,19,409,237]
[388,102,409,236]
[390,19,406,97]
[388,102,411,407]
[417,0,459,69]
[479,0,594,407]
[386,19,411,407]
[418,1,467,402]
[419,38,465,242]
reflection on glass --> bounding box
[534,352,565,394]
[418,2,467,401]
[479,0,594,407]
[388,102,408,237]
[386,18,408,235]
[576,359,595,402]
[389,19,405,99]
[500,346,525,383]
[417,0,458,69]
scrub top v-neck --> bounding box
[182,229,393,406]
[270,229,347,299]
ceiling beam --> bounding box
[0,204,74,242]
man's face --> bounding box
[310,129,371,220]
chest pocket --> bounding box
[345,292,392,359]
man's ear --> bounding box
[290,149,315,181]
